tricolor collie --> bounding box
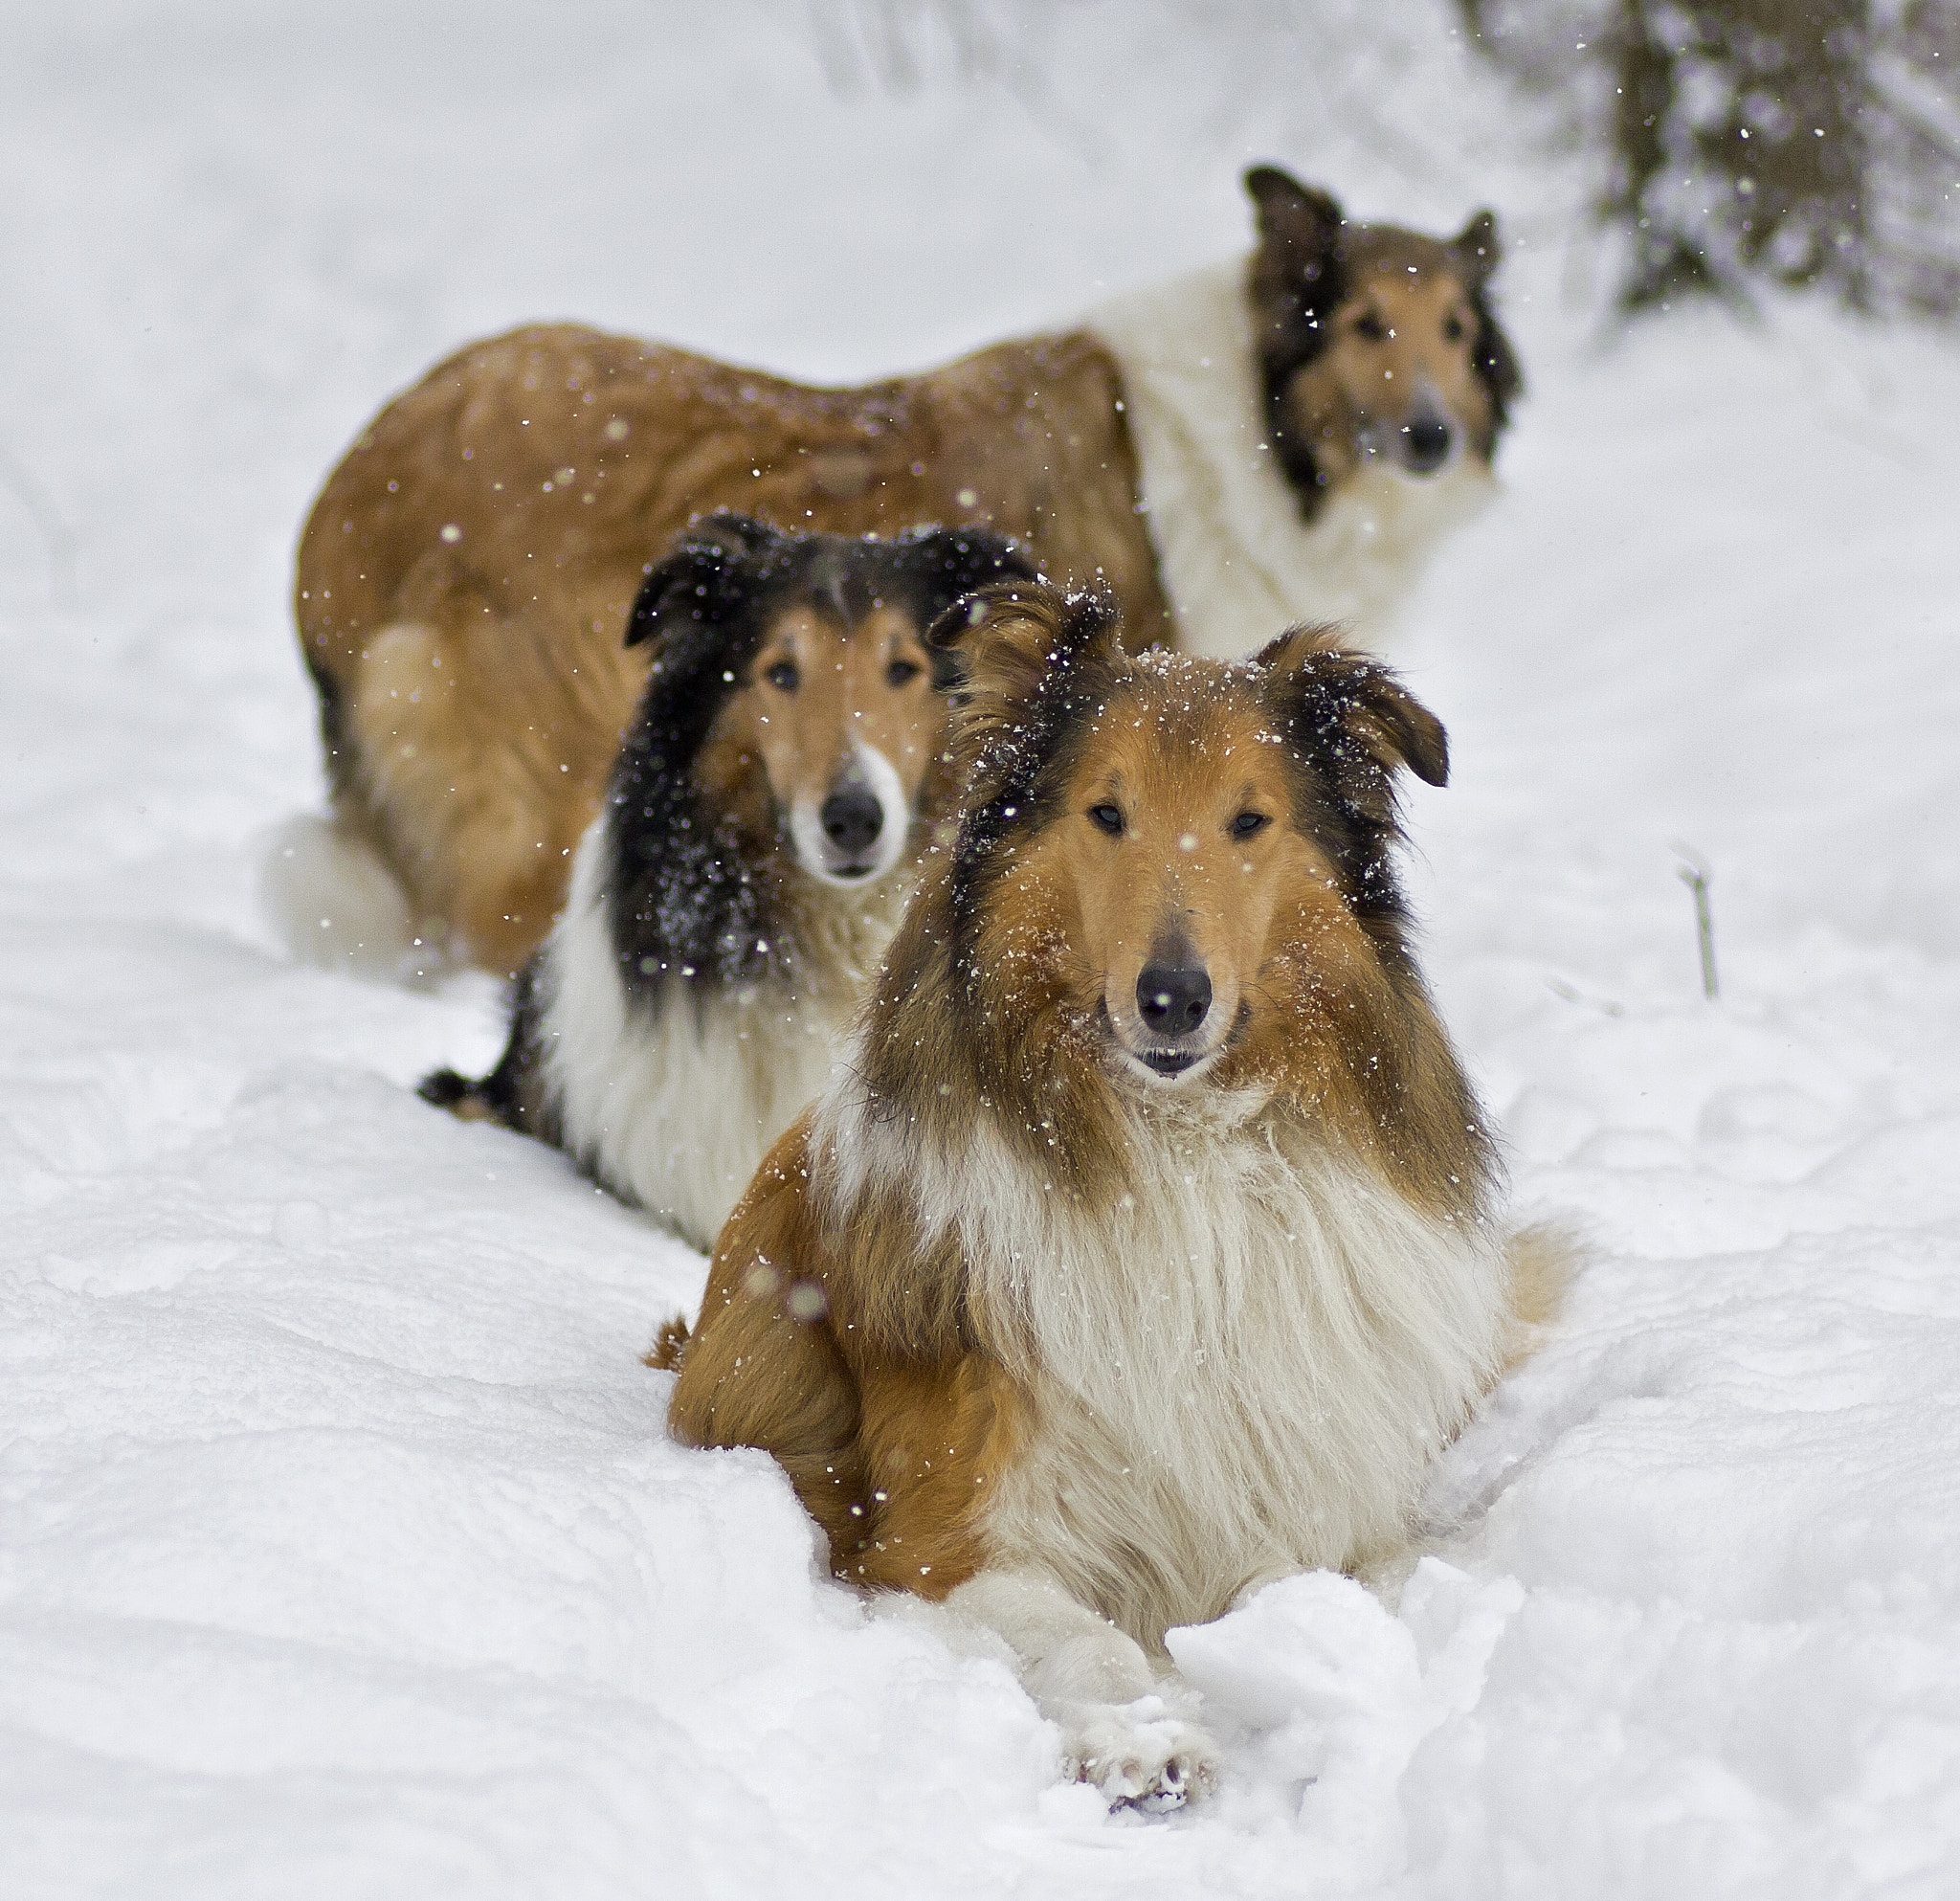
[275,165,1519,977]
[421,515,1035,1252]
[657,580,1564,1805]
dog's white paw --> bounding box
[1061,1700,1221,1811]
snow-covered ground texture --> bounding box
[5,2,1959,1894]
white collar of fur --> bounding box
[1083,257,1495,658]
[537,820,916,1251]
[813,1057,1509,1613]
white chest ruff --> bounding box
[539,824,906,1253]
[1085,260,1494,658]
[946,1103,1508,1644]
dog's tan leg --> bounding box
[842,1356,1013,1598]
[669,1278,868,1556]
[669,1137,870,1558]
[437,822,583,978]
[347,620,603,974]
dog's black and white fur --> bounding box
[422,515,1035,1249]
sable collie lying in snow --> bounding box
[275,164,1519,977]
[421,515,1035,1252]
[655,579,1565,1806]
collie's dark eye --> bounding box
[1443,313,1466,343]
[1088,804,1125,836]
[765,660,799,691]
[1230,811,1270,839]
[1354,311,1389,341]
[886,659,922,687]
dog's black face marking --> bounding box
[1243,164,1521,519]
[609,513,1036,1007]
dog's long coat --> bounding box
[661,580,1562,1804]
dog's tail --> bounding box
[418,1067,504,1123]
[643,1315,691,1372]
[260,812,426,980]
[1499,1220,1582,1375]
[418,965,547,1135]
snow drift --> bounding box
[4,3,1959,1895]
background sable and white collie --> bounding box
[273,164,1520,978]
[656,578,1565,1807]
[422,515,1034,1252]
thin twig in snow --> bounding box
[1672,841,1719,1002]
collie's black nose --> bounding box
[1138,964,1212,1036]
[820,783,884,856]
[1402,416,1452,474]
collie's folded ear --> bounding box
[1452,209,1502,287]
[1256,625,1449,823]
[925,578,1123,780]
[925,577,1120,703]
[1245,165,1345,276]
[896,525,1042,630]
[624,513,782,647]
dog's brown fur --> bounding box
[662,582,1562,1641]
[297,329,1155,973]
[292,169,1517,978]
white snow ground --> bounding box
[5,3,1959,1895]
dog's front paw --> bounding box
[1062,1700,1221,1811]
